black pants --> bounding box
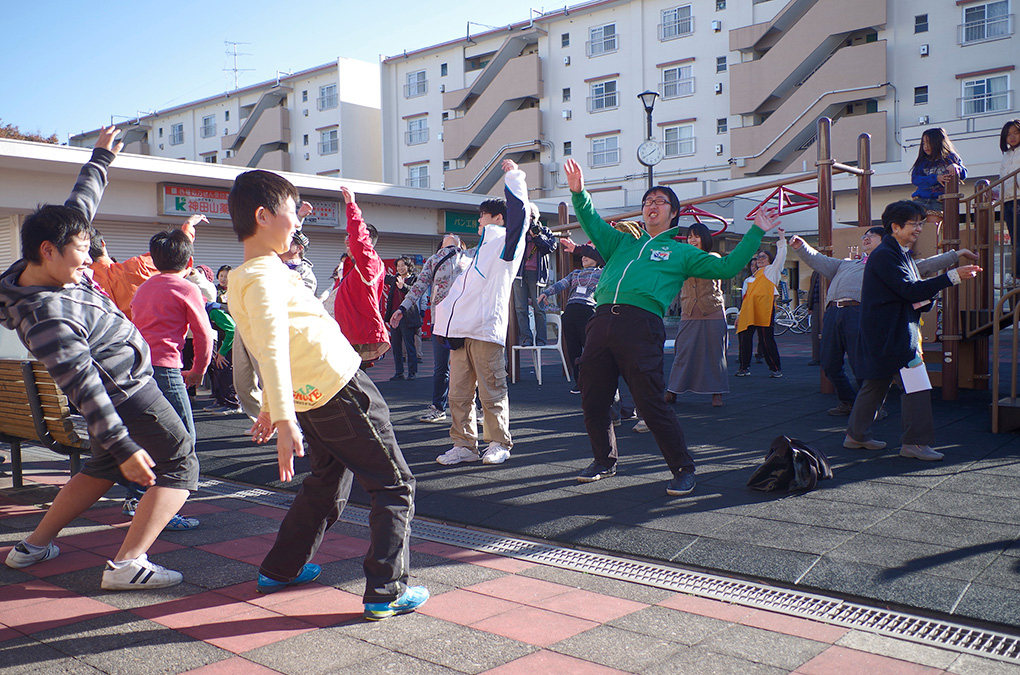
[738,321,781,372]
[390,322,418,378]
[259,370,415,603]
[563,303,595,382]
[579,304,695,475]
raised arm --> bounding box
[64,126,122,222]
[790,235,842,279]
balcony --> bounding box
[586,35,618,57]
[405,128,429,145]
[959,89,1013,117]
[959,13,1014,44]
[587,92,619,113]
[404,80,428,98]
[317,93,338,110]
[659,17,693,41]
[661,77,695,100]
[318,139,338,155]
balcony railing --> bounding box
[169,131,184,146]
[659,18,693,41]
[959,89,1013,116]
[587,92,619,113]
[959,13,1013,44]
[405,175,429,188]
[317,93,338,111]
[405,128,429,145]
[665,137,696,157]
[588,148,620,168]
[586,36,618,57]
[404,81,428,98]
[318,139,338,155]
[661,77,695,99]
[200,122,216,138]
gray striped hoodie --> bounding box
[0,148,160,464]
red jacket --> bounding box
[333,203,389,346]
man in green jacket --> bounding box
[562,158,781,496]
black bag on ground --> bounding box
[747,435,833,492]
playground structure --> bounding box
[542,117,1020,432]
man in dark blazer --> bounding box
[844,201,981,461]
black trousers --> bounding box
[737,320,781,371]
[579,304,696,475]
[259,370,415,603]
[563,303,595,382]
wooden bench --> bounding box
[0,360,89,488]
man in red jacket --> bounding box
[333,186,389,365]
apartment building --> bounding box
[381,0,1018,222]
[71,58,382,182]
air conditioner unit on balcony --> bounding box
[563,56,570,65]
[711,20,722,31]
[714,82,723,94]
[562,110,572,119]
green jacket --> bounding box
[572,190,765,317]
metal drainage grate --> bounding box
[199,477,1020,664]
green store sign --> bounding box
[444,210,478,235]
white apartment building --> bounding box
[381,0,1018,224]
[71,58,382,182]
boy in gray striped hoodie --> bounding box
[0,127,197,590]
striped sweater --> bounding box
[0,148,160,464]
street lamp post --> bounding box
[636,90,661,191]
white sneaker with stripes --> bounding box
[101,554,183,590]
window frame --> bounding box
[661,64,695,99]
[405,70,428,98]
[663,123,696,158]
[405,116,429,145]
[318,84,338,111]
[960,73,1011,116]
[318,128,339,155]
[200,115,216,139]
[589,135,620,168]
[960,0,1012,44]
[169,123,184,146]
[587,23,618,57]
[587,79,619,112]
[660,5,694,41]
[407,164,429,188]
[914,86,929,105]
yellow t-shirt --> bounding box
[227,256,360,423]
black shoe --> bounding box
[389,373,405,381]
[408,373,416,380]
[577,461,616,483]
[666,471,696,496]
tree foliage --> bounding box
[0,119,58,144]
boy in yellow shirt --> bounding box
[226,169,427,620]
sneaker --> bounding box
[436,446,479,465]
[364,585,429,621]
[389,373,405,381]
[481,442,511,465]
[633,419,650,433]
[577,461,616,483]
[666,471,696,496]
[570,387,581,395]
[735,369,750,377]
[828,401,854,416]
[619,408,637,421]
[843,434,887,450]
[164,514,200,531]
[769,370,784,379]
[5,541,59,569]
[122,497,139,517]
[257,563,322,594]
[900,444,944,461]
[418,405,447,423]
[611,417,622,427]
[100,554,183,590]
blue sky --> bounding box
[4,0,549,142]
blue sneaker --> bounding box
[164,514,200,531]
[363,586,429,621]
[256,563,322,594]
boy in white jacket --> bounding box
[432,159,531,466]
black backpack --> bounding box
[747,435,833,492]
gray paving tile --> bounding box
[948,653,1020,674]
[0,563,33,587]
[148,547,259,590]
[329,612,459,650]
[395,621,536,674]
[606,605,731,645]
[697,624,828,670]
[42,567,207,611]
[572,522,698,561]
[671,538,819,585]
[243,630,386,675]
[0,635,104,674]
[864,510,1020,550]
[411,551,507,589]
[750,495,896,531]
[550,624,686,672]
[825,533,1005,581]
[953,582,1020,627]
[518,565,675,604]
[835,630,959,669]
[708,516,856,555]
[34,612,174,653]
[613,504,741,537]
[800,478,929,509]
[77,633,231,675]
[906,490,1020,526]
[937,471,1020,500]
[337,651,462,675]
[642,645,790,675]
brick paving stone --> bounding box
[464,574,576,605]
[0,594,119,635]
[469,604,598,646]
[534,588,647,623]
[197,536,275,563]
[699,624,829,671]
[796,645,945,674]
[658,592,757,622]
[481,649,632,674]
[607,605,732,646]
[177,606,316,653]
[242,630,388,675]
[419,589,522,625]
[551,624,687,672]
[740,608,849,643]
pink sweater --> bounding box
[131,273,213,372]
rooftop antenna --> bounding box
[275,70,292,87]
[224,41,254,90]
[466,21,500,45]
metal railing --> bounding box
[318,139,338,155]
[661,77,695,99]
[958,13,1014,44]
[317,93,338,110]
[403,80,428,98]
[168,130,184,146]
[958,89,1013,117]
[585,35,617,57]
[405,175,429,188]
[200,122,217,138]
[405,128,429,145]
[658,17,693,41]
[586,92,618,112]
[588,148,620,168]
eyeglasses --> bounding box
[642,198,670,207]
[904,220,924,227]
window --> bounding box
[203,154,217,164]
[405,70,427,98]
[442,111,449,121]
[589,135,619,167]
[440,63,448,77]
[169,123,184,146]
[716,0,726,8]
[319,128,338,155]
[564,141,572,156]
[407,165,429,188]
[914,86,929,105]
[561,32,570,47]
[303,134,309,146]
[200,115,216,138]
[224,110,230,122]
[717,118,728,134]
[562,87,571,102]
[406,117,428,145]
[664,124,695,157]
[961,74,1011,115]
[661,65,695,99]
[588,80,618,112]
[660,5,694,41]
[587,23,617,56]
[318,84,338,110]
[302,90,308,102]
[443,160,450,172]
[158,127,163,138]
[716,56,727,73]
[915,14,928,33]
[961,1,1011,44]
